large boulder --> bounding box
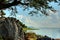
[0,17,25,40]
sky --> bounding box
[4,1,60,38]
[27,28,60,38]
[15,2,60,28]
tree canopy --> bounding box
[0,0,60,16]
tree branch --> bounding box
[0,1,29,10]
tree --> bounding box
[0,0,59,16]
[0,10,5,17]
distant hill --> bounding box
[55,39,60,40]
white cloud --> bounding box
[16,9,60,29]
[27,12,60,28]
[17,15,24,19]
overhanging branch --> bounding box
[0,1,29,10]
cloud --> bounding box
[26,11,60,28]
[18,15,24,19]
[18,13,60,28]
[16,8,60,29]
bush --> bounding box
[0,35,3,40]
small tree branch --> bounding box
[0,1,29,10]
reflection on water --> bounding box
[27,28,60,38]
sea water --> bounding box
[27,28,60,39]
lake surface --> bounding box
[27,28,60,39]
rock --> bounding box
[0,17,25,40]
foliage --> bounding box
[19,21,27,28]
[19,21,35,32]
[0,10,5,17]
[0,35,3,40]
[25,32,37,40]
[0,0,59,16]
[25,32,53,40]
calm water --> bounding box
[27,28,60,38]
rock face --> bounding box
[0,17,25,40]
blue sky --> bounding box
[14,2,60,29]
[4,1,60,38]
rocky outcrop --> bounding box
[0,17,25,40]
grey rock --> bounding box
[0,17,25,40]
